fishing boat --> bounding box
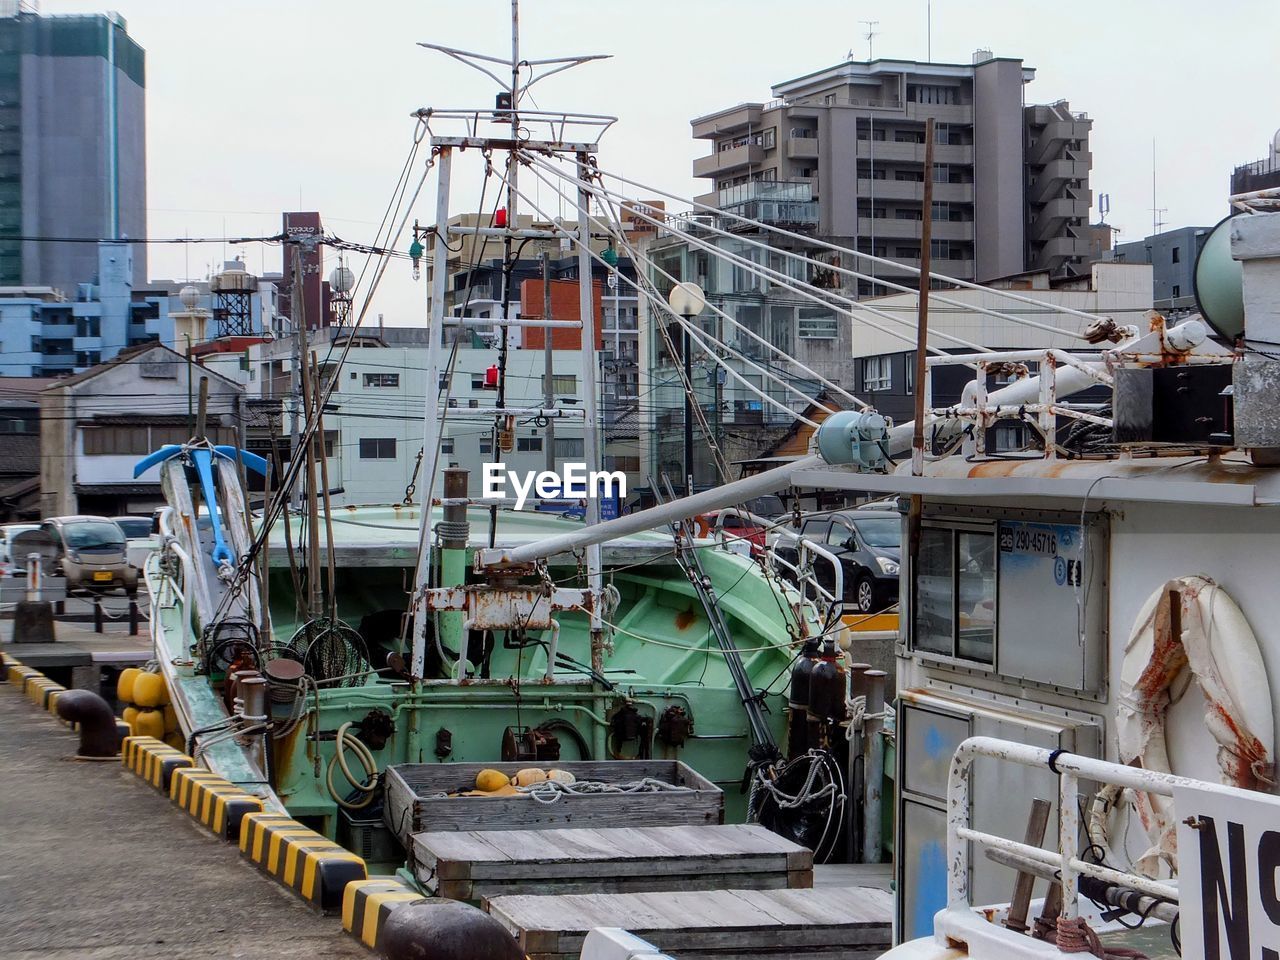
[115,5,1280,958]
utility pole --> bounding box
[908,117,936,598]
[289,246,305,512]
[542,250,555,473]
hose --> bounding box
[326,720,379,811]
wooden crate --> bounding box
[486,885,894,960]
[383,760,723,845]
[413,823,813,900]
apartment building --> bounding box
[690,52,1093,287]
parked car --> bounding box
[40,516,138,596]
[0,522,40,578]
[113,515,158,571]
[695,495,788,557]
[774,510,902,613]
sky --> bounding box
[40,0,1280,325]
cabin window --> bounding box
[911,523,995,665]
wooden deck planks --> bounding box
[413,823,813,901]
[486,885,894,960]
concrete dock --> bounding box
[0,682,367,959]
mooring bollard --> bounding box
[13,552,56,643]
[128,599,139,636]
[93,597,104,634]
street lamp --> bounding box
[667,281,707,496]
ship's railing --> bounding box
[924,348,1115,459]
[717,507,843,621]
[945,736,1196,923]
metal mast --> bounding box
[411,5,613,682]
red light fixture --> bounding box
[494,207,508,228]
[484,364,500,389]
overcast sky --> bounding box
[43,0,1280,324]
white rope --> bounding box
[523,153,982,359]
[531,154,988,354]
[549,154,1107,332]
[518,777,697,805]
[516,157,870,411]
[507,175,826,426]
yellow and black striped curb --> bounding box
[240,811,368,914]
[169,766,265,842]
[2,657,70,724]
[122,735,193,792]
[342,877,425,950]
[25,674,65,711]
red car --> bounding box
[694,496,786,558]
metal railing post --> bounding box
[25,552,41,602]
[93,597,103,634]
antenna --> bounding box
[1151,139,1166,237]
[926,0,932,61]
[1097,192,1110,225]
[859,20,879,60]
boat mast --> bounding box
[410,5,613,681]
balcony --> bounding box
[857,218,974,242]
[719,181,819,228]
[692,103,763,140]
[855,179,975,204]
[785,137,819,161]
[903,102,974,124]
[865,140,973,165]
[693,142,765,179]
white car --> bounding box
[0,522,41,578]
[112,516,159,573]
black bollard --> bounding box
[93,598,103,633]
[378,899,525,960]
[55,689,122,758]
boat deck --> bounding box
[0,676,367,959]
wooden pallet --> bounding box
[486,885,893,960]
[413,823,813,900]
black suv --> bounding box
[774,510,901,613]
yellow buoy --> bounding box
[132,672,168,708]
[164,732,185,751]
[116,667,141,704]
[546,769,576,785]
[134,708,165,739]
[512,768,548,787]
[163,704,179,734]
[122,705,139,734]
[475,769,510,792]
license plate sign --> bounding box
[92,571,112,582]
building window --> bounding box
[1171,246,1180,264]
[516,436,543,452]
[479,437,492,455]
[862,355,891,391]
[543,374,577,394]
[363,372,399,388]
[762,127,776,150]
[798,310,839,340]
[1172,285,1181,298]
[468,398,479,408]
[440,438,454,454]
[554,437,584,458]
[905,351,916,394]
[358,437,396,459]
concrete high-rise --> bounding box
[0,5,146,294]
[690,52,1093,287]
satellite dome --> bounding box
[329,264,355,294]
[179,285,200,310]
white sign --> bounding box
[481,463,626,511]
[1174,782,1280,960]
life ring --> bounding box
[1090,576,1275,877]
